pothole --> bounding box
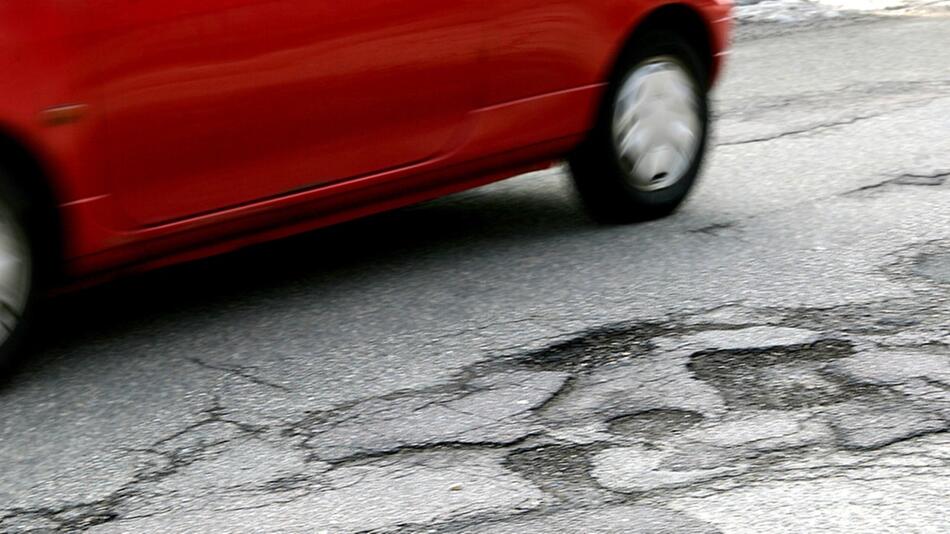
[689,340,854,372]
[687,340,873,409]
[504,444,612,503]
[516,323,671,372]
[608,409,704,441]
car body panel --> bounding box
[0,0,732,285]
[88,0,486,226]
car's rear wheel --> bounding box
[569,31,709,223]
[0,173,35,373]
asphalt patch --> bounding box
[914,252,950,284]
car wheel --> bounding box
[569,31,709,223]
[0,172,36,373]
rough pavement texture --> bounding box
[2,13,950,534]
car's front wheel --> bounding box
[0,172,36,373]
[570,31,709,223]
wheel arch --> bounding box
[608,3,718,89]
[0,128,65,282]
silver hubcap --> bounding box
[0,199,30,344]
[612,57,702,192]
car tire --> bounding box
[569,31,710,224]
[0,171,37,375]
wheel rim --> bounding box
[0,199,30,345]
[612,57,702,192]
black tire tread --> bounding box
[569,30,710,224]
[0,169,37,376]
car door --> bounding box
[90,0,483,226]
[483,0,600,105]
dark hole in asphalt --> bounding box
[687,340,873,410]
[505,443,612,502]
[516,323,671,373]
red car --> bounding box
[0,1,731,362]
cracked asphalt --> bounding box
[3,13,950,534]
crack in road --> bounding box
[843,171,950,196]
[683,166,950,254]
[0,399,270,532]
[689,221,738,236]
[717,79,950,118]
[716,90,950,149]
[188,357,292,392]
[718,113,884,146]
[4,292,948,533]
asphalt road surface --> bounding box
[3,13,950,534]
